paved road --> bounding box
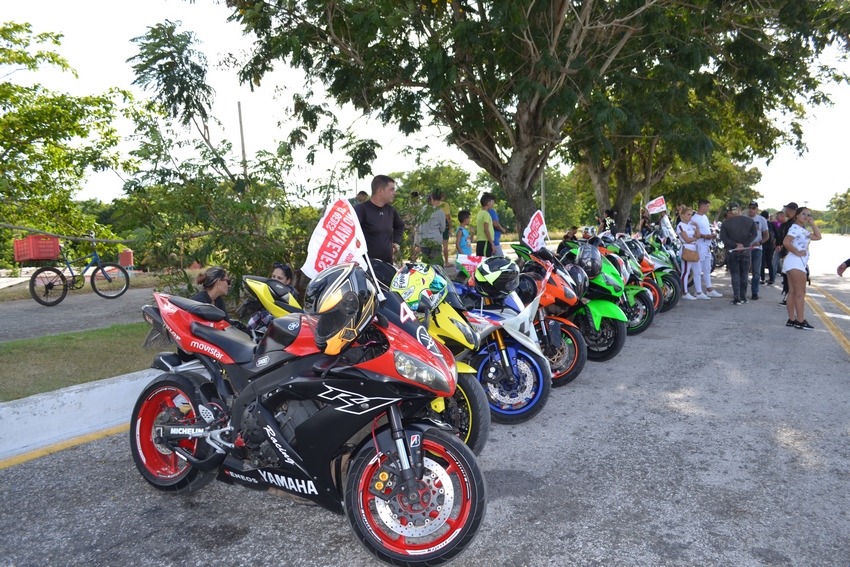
[0,287,155,343]
[3,235,850,565]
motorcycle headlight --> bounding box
[394,351,452,394]
[451,317,479,350]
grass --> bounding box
[0,271,161,302]
[0,322,164,402]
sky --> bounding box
[4,0,849,211]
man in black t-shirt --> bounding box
[354,175,405,265]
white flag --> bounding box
[522,210,548,251]
[301,199,368,279]
[646,196,667,215]
[455,254,485,277]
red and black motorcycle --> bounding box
[133,264,486,566]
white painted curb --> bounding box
[0,368,161,460]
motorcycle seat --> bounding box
[169,296,227,322]
[190,322,256,364]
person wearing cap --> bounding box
[191,266,232,321]
[692,199,723,298]
[745,201,770,300]
[719,203,758,305]
[783,206,821,329]
[775,202,798,305]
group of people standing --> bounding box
[678,199,821,330]
[676,200,725,301]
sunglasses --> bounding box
[273,262,290,271]
[223,278,232,284]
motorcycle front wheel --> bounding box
[624,291,655,335]
[474,345,550,424]
[542,320,588,388]
[579,315,627,362]
[345,428,487,566]
[130,376,216,493]
[659,272,682,313]
[425,372,490,455]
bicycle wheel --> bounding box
[29,267,68,306]
[90,263,130,298]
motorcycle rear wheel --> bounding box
[625,291,655,336]
[130,376,216,493]
[579,316,627,362]
[345,428,486,566]
[544,320,588,388]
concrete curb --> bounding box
[0,368,161,460]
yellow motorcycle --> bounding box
[240,273,490,455]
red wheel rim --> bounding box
[356,439,473,555]
[551,324,578,379]
[134,386,199,480]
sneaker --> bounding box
[779,298,787,306]
[730,299,741,305]
[766,280,775,286]
[751,294,759,300]
[741,298,749,304]
[786,319,798,327]
[795,320,814,330]
[683,293,697,300]
[695,292,711,300]
[706,290,723,298]
[760,280,765,284]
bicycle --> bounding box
[29,232,130,306]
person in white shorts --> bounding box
[692,199,723,298]
[676,205,708,300]
[782,206,821,329]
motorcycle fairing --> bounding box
[155,294,237,364]
[623,284,652,306]
[580,298,629,329]
[215,420,442,513]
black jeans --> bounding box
[762,244,775,282]
[728,250,751,301]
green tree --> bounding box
[0,22,125,235]
[226,0,849,233]
[829,189,850,234]
[123,22,314,294]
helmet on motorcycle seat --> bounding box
[575,244,602,278]
[521,259,547,279]
[566,264,588,298]
[600,233,615,245]
[624,239,645,263]
[587,236,604,248]
[303,263,377,355]
[390,262,447,312]
[516,273,539,305]
[473,256,520,299]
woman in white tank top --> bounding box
[676,205,707,300]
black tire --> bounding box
[29,267,68,307]
[130,376,216,493]
[624,290,655,336]
[659,273,682,313]
[90,263,130,298]
[579,316,627,362]
[427,372,490,456]
[475,347,551,424]
[345,428,486,567]
[547,320,588,388]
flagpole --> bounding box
[362,254,387,302]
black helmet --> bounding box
[587,236,604,248]
[516,273,539,305]
[575,244,602,278]
[624,239,645,263]
[566,264,588,298]
[600,233,615,245]
[303,263,376,355]
[473,257,520,299]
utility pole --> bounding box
[238,102,248,179]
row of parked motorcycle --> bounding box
[130,229,688,567]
